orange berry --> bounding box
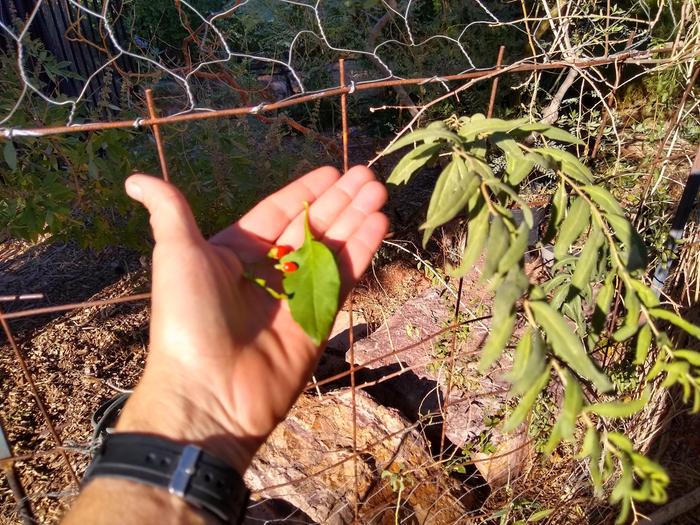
[281,261,299,273]
[267,245,294,259]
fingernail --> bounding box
[125,180,143,201]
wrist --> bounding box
[115,372,256,475]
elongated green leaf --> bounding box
[387,142,440,185]
[613,287,640,342]
[458,116,529,140]
[491,132,522,158]
[571,224,604,292]
[452,196,489,277]
[648,308,700,338]
[554,197,591,260]
[538,125,585,145]
[507,329,547,395]
[629,279,660,307]
[383,127,461,154]
[579,427,603,494]
[505,153,537,185]
[530,300,613,392]
[421,156,479,241]
[581,185,625,217]
[483,215,509,280]
[543,182,567,243]
[281,207,341,346]
[545,371,583,453]
[479,267,529,371]
[604,213,648,271]
[634,324,653,365]
[673,349,700,366]
[4,141,17,171]
[503,365,551,432]
[586,389,650,418]
[593,271,615,332]
[536,147,594,184]
[498,221,530,275]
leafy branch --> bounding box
[382,114,700,522]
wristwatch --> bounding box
[84,433,249,524]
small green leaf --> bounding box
[673,349,700,366]
[479,267,528,371]
[536,147,594,184]
[382,127,461,154]
[571,224,604,292]
[505,152,537,185]
[503,365,551,432]
[281,205,341,346]
[581,185,625,217]
[554,197,591,260]
[629,279,660,307]
[421,155,479,245]
[593,272,615,332]
[387,142,440,185]
[543,182,567,243]
[613,287,640,342]
[507,328,547,395]
[530,300,613,392]
[648,308,700,339]
[483,215,509,280]
[634,324,653,365]
[498,221,530,275]
[4,141,17,171]
[579,427,603,494]
[452,195,489,277]
[538,125,585,145]
[458,116,529,140]
[604,213,648,272]
[527,509,553,522]
[544,371,583,453]
[586,389,650,418]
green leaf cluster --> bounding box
[382,114,700,522]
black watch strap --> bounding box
[84,433,249,524]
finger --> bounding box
[125,174,203,245]
[336,212,389,299]
[321,180,387,246]
[211,166,340,248]
[275,165,376,247]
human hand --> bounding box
[115,166,388,474]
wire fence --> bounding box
[1,0,699,523]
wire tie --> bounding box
[250,103,265,114]
[133,118,144,129]
[348,81,356,94]
[4,128,13,140]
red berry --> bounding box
[281,261,299,273]
[268,245,294,260]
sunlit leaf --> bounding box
[383,127,461,154]
[554,197,590,260]
[530,300,613,392]
[479,267,528,371]
[507,328,547,395]
[452,194,489,277]
[571,224,603,292]
[387,142,440,185]
[648,308,700,339]
[586,389,650,418]
[604,213,648,271]
[281,205,341,346]
[503,365,551,432]
[536,147,594,184]
[421,155,479,245]
[634,324,653,365]
[483,215,509,280]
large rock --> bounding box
[343,275,533,490]
[245,389,474,524]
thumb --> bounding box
[125,173,203,245]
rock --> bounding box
[246,389,474,524]
[344,278,533,491]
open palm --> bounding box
[115,166,388,473]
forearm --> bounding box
[63,478,218,525]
